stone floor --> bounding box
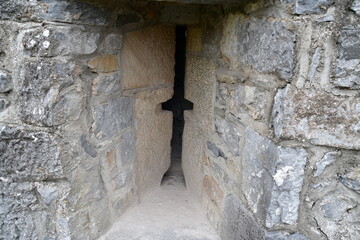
[98,168,219,240]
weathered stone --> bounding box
[19,61,76,126]
[122,25,175,89]
[222,15,295,80]
[314,151,340,177]
[242,128,277,222]
[334,26,360,89]
[88,55,119,73]
[93,97,132,139]
[265,231,309,240]
[229,85,272,121]
[292,0,334,14]
[118,130,136,167]
[0,97,10,112]
[214,117,240,156]
[351,0,360,16]
[36,0,109,25]
[266,147,307,227]
[51,90,83,125]
[340,167,360,194]
[80,135,97,158]
[206,141,226,158]
[243,128,307,227]
[104,34,122,51]
[115,13,141,28]
[161,4,200,25]
[0,125,62,180]
[23,26,99,57]
[220,194,265,240]
[313,191,359,239]
[112,170,132,190]
[203,175,224,207]
[187,27,202,52]
[272,84,360,150]
[0,70,12,92]
[36,184,59,205]
[135,88,173,195]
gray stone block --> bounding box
[23,26,99,57]
[214,117,240,156]
[93,98,132,139]
[19,61,76,126]
[206,141,226,158]
[334,26,360,89]
[118,130,136,167]
[314,151,340,177]
[272,84,360,149]
[92,73,121,96]
[0,70,12,93]
[340,167,360,194]
[266,147,307,227]
[222,16,295,80]
[220,194,265,240]
[0,125,62,180]
[36,0,109,26]
[293,0,334,14]
[243,128,307,227]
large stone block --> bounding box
[242,128,307,227]
[272,85,360,150]
[334,26,360,89]
[0,0,109,25]
[220,194,265,240]
[221,15,295,80]
[19,61,81,126]
[92,73,121,96]
[0,125,62,181]
[185,56,216,132]
[134,88,173,195]
[122,25,175,89]
[93,97,132,139]
[23,26,99,57]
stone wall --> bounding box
[180,0,360,239]
[1,0,360,240]
[0,1,174,239]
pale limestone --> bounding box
[122,25,175,89]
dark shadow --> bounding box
[161,25,193,186]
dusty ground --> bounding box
[98,173,219,240]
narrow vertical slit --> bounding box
[161,25,193,185]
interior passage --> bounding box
[162,25,193,184]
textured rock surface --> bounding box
[265,231,309,240]
[214,117,240,156]
[0,70,12,93]
[242,128,307,227]
[134,88,173,195]
[222,15,296,80]
[334,26,360,89]
[122,25,175,89]
[351,0,360,16]
[93,98,132,139]
[220,195,265,240]
[272,85,360,149]
[292,0,334,14]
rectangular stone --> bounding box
[272,84,360,150]
[242,128,307,227]
[221,14,295,80]
[23,26,99,57]
[0,125,62,181]
[122,25,175,90]
[93,97,133,139]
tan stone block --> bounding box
[134,87,173,196]
[122,25,175,90]
[185,56,216,133]
[203,175,224,207]
[88,54,119,73]
[187,27,202,52]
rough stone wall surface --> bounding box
[0,1,173,239]
[183,1,360,240]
